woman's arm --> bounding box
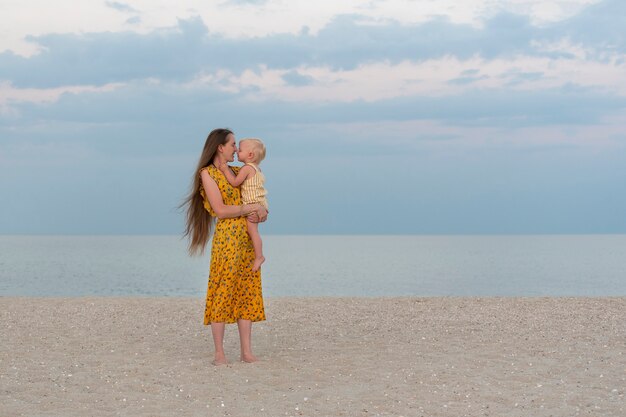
[201,170,258,219]
[219,163,254,187]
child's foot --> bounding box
[252,256,265,272]
[240,353,259,363]
[212,353,228,366]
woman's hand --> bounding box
[246,204,268,223]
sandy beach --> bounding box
[1,297,624,417]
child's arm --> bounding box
[218,163,255,187]
[200,170,257,219]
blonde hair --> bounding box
[240,138,266,163]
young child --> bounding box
[218,138,268,272]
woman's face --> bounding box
[219,134,237,162]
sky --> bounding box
[0,0,625,235]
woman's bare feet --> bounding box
[252,256,265,272]
[212,352,228,366]
[240,353,259,363]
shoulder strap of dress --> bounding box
[199,165,217,175]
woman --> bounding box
[182,128,268,366]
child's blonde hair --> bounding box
[241,138,266,163]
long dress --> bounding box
[199,165,266,324]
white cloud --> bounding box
[490,0,601,24]
[304,112,626,151]
[187,52,626,103]
[0,81,124,114]
[0,0,604,56]
[0,1,136,56]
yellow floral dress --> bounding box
[199,165,266,325]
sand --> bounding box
[1,297,624,417]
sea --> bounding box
[1,235,625,297]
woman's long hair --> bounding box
[181,128,233,256]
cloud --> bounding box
[3,79,625,139]
[199,55,626,104]
[281,70,314,86]
[126,16,141,25]
[504,70,545,86]
[104,1,139,13]
[2,0,626,236]
[1,1,624,90]
[0,80,123,111]
[548,0,626,53]
[0,17,211,88]
[224,0,269,5]
[447,74,490,85]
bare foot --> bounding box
[212,353,228,366]
[252,256,265,272]
[240,353,259,363]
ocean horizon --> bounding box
[1,234,625,297]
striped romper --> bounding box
[241,163,268,211]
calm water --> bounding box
[0,235,625,297]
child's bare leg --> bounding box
[246,219,265,271]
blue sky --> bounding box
[1,0,625,234]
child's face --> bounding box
[237,141,255,163]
